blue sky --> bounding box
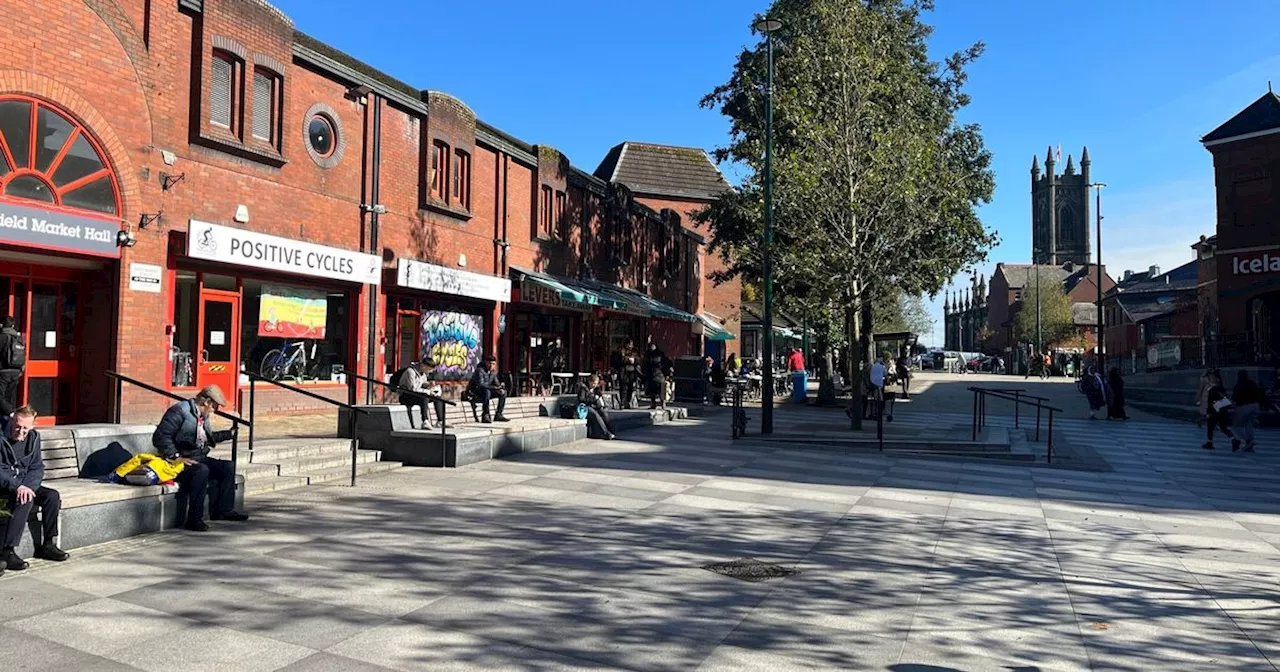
[276,0,1280,345]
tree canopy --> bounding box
[1013,269,1076,350]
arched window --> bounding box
[0,96,120,216]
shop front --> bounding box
[383,258,509,393]
[169,221,380,412]
[0,95,128,424]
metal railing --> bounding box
[968,386,1063,463]
[107,370,253,477]
[347,372,458,469]
[245,372,369,486]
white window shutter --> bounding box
[211,58,232,127]
[252,71,272,140]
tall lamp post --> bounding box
[756,16,782,434]
[1091,183,1106,370]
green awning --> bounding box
[699,312,735,341]
[610,286,698,323]
[511,267,625,310]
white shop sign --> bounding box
[128,262,163,293]
[187,220,382,285]
[396,258,511,303]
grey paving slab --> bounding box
[10,597,195,657]
[0,624,139,672]
[101,623,316,672]
[0,576,97,620]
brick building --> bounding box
[0,0,737,425]
[984,262,1114,354]
[1199,90,1280,366]
[1099,261,1199,372]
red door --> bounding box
[197,289,240,410]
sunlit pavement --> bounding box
[3,379,1280,671]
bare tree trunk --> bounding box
[860,298,874,365]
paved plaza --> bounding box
[4,373,1280,670]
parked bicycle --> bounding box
[260,340,314,381]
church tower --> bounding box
[1031,146,1092,265]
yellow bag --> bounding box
[112,452,185,485]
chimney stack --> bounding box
[1148,265,1160,277]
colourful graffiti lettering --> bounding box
[420,310,483,381]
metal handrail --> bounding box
[967,386,1064,463]
[347,372,459,468]
[106,370,252,479]
[245,371,369,486]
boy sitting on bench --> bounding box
[398,357,445,430]
[466,355,510,423]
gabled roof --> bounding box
[1202,91,1280,145]
[1114,294,1188,324]
[593,142,730,201]
[1106,260,1198,298]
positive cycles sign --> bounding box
[187,220,381,285]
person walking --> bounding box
[1106,368,1129,420]
[1195,368,1219,429]
[615,339,639,409]
[1232,370,1264,453]
[1202,371,1234,450]
[642,342,671,410]
[0,316,26,416]
[895,353,911,399]
[1082,366,1108,419]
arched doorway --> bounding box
[0,95,122,423]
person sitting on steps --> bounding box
[0,405,69,574]
[578,374,617,440]
[398,357,445,430]
[467,355,509,423]
[152,385,249,532]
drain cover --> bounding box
[702,558,797,582]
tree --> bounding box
[699,0,996,427]
[1013,268,1075,350]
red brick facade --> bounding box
[0,0,737,424]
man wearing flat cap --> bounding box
[152,385,248,531]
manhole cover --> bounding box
[702,558,797,582]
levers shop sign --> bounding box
[187,221,382,285]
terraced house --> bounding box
[0,0,740,427]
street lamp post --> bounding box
[756,16,782,434]
[1092,183,1107,371]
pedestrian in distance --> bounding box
[1106,367,1129,420]
[642,342,671,410]
[1231,369,1264,453]
[896,353,911,399]
[0,316,26,417]
[467,356,509,423]
[1195,368,1219,429]
[1202,371,1234,450]
[1082,366,1108,420]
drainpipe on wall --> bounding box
[364,94,382,404]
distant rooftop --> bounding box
[1203,91,1280,145]
[594,142,730,201]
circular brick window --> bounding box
[302,103,345,168]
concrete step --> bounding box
[248,449,384,477]
[241,438,354,462]
[1130,401,1201,423]
[301,460,401,485]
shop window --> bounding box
[0,96,120,215]
[172,272,198,387]
[251,68,280,144]
[211,51,242,134]
[430,140,449,202]
[452,149,470,210]
[241,280,350,383]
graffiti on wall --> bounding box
[420,310,483,381]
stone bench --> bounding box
[9,424,244,556]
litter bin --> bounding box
[791,370,808,403]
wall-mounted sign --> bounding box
[518,279,591,311]
[1231,253,1280,276]
[128,263,163,293]
[187,220,381,285]
[396,259,510,303]
[0,199,121,258]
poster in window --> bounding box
[259,284,328,339]
[420,310,482,381]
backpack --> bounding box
[4,331,25,370]
[391,366,412,392]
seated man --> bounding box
[398,357,445,429]
[0,405,68,573]
[467,355,509,423]
[152,385,249,532]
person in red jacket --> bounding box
[786,348,805,372]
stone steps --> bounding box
[209,438,400,496]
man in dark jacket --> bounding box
[642,343,671,410]
[0,405,68,572]
[0,316,25,416]
[467,356,509,423]
[152,385,248,531]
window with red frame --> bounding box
[453,149,470,210]
[429,140,449,202]
[0,96,120,215]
